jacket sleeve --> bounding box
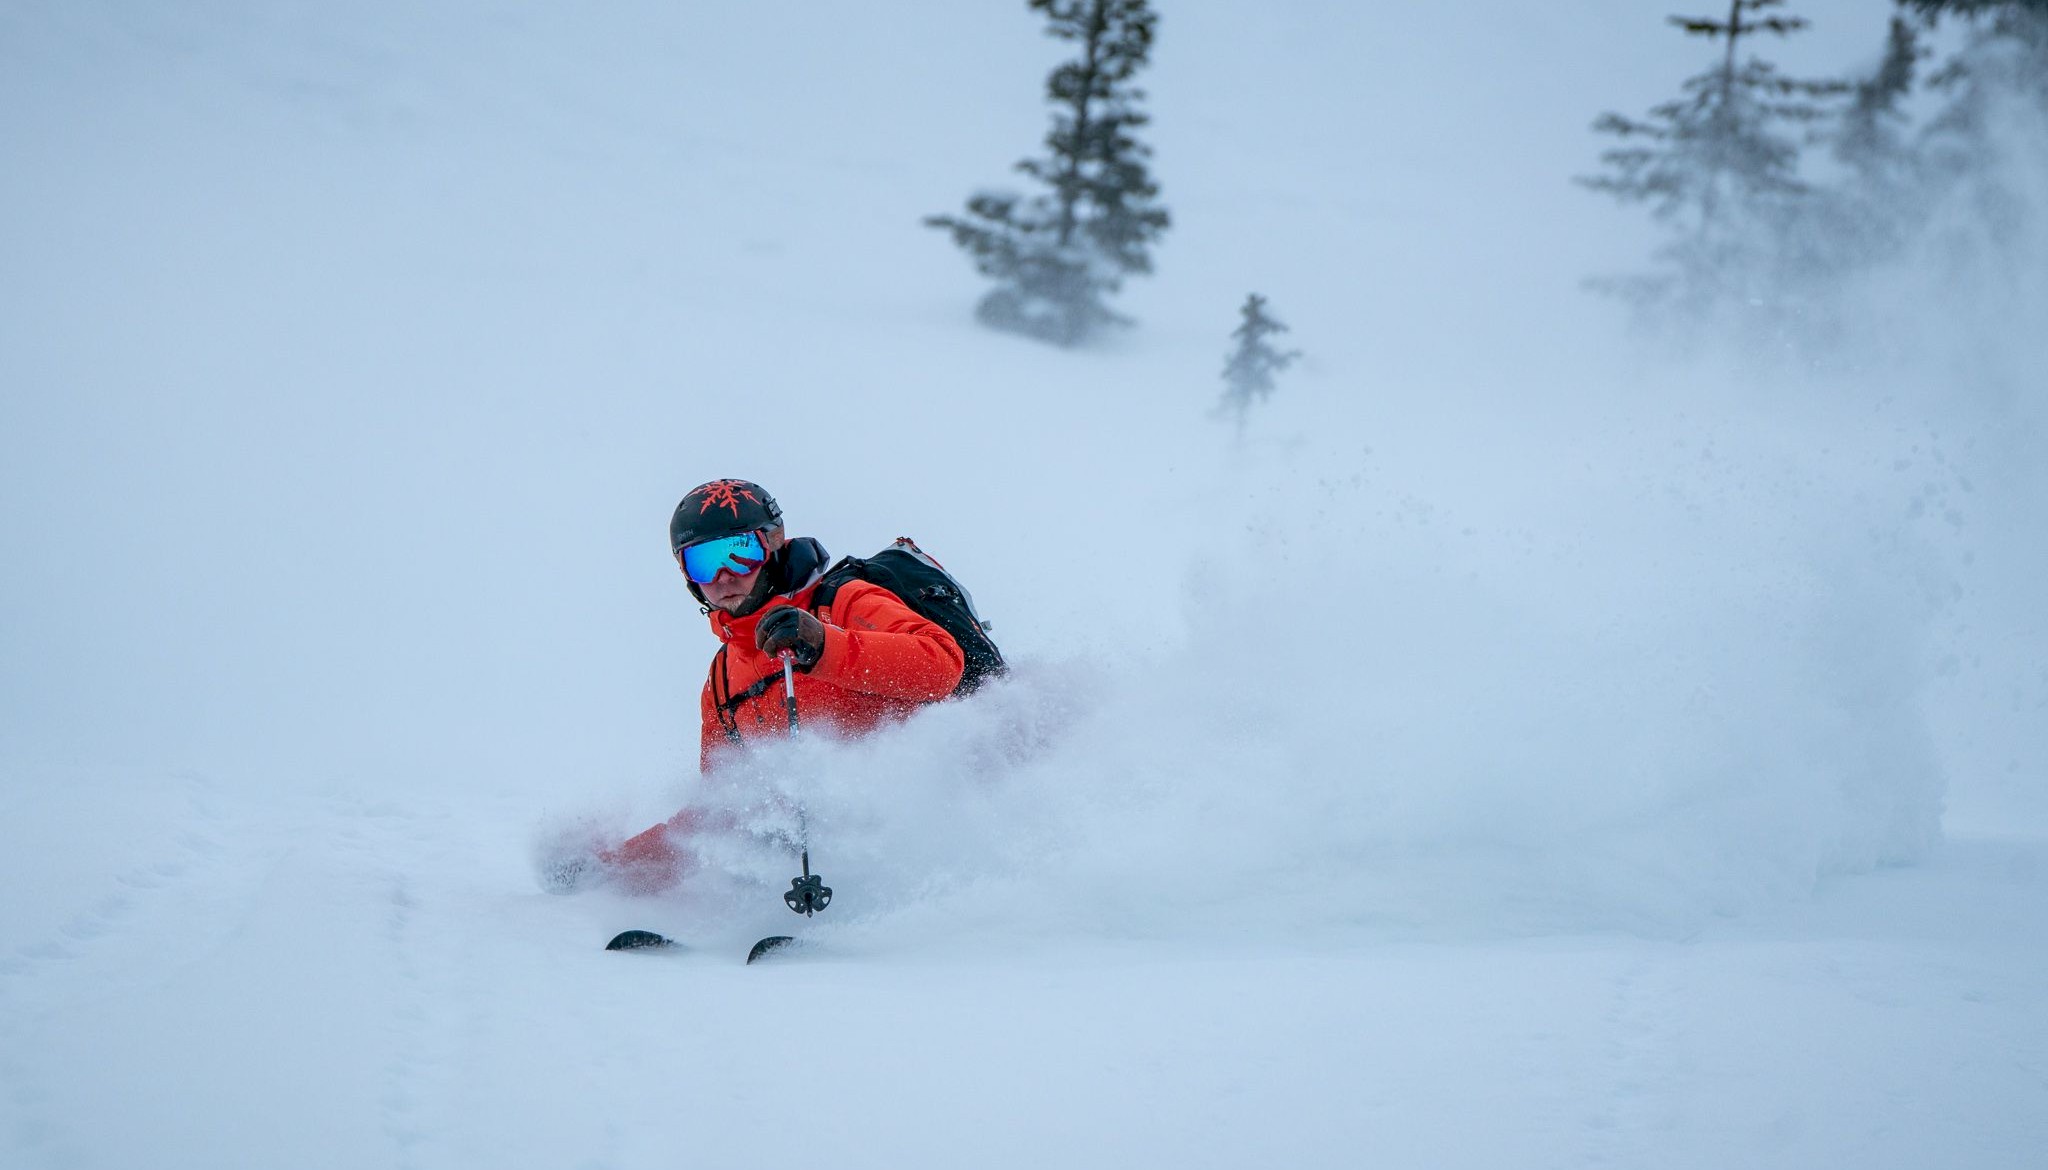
[808,581,966,701]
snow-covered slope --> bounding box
[2,3,2044,1167]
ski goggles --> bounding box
[677,531,768,584]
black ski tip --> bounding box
[605,929,676,952]
[745,935,797,964]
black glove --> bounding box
[755,605,826,670]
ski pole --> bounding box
[780,650,799,734]
[777,650,830,916]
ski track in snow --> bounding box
[343,806,448,1168]
[1580,954,1686,1167]
[1,776,231,976]
[0,773,249,1165]
[1,777,506,1170]
[316,787,495,1170]
[3,777,2047,1169]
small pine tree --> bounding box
[1215,294,1301,439]
[927,0,1170,347]
[1579,0,1849,305]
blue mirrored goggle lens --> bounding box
[679,532,766,584]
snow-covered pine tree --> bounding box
[927,0,1169,347]
[1900,0,2047,16]
[1808,14,1929,271]
[1578,0,1848,307]
[1214,294,1300,440]
[1836,16,1927,178]
[1918,0,2048,162]
[1911,0,2048,279]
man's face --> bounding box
[700,564,759,612]
[696,529,785,613]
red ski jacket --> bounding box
[599,538,964,893]
[697,576,965,772]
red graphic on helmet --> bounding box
[693,480,761,519]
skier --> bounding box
[587,478,966,892]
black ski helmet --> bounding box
[670,479,783,554]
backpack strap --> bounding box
[717,672,787,716]
[712,644,806,740]
[710,646,743,744]
[810,556,863,614]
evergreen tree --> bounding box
[1900,0,2048,16]
[1920,0,2048,151]
[1808,14,1929,271]
[1836,16,1927,177]
[927,0,1169,347]
[1214,294,1300,439]
[1579,0,1848,305]
[1914,1,2048,269]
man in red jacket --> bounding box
[590,478,965,892]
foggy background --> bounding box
[5,0,2039,851]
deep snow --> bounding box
[3,2,2045,1168]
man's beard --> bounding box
[722,562,778,619]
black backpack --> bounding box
[812,537,1008,696]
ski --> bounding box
[603,929,677,952]
[604,928,807,963]
[745,935,798,963]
